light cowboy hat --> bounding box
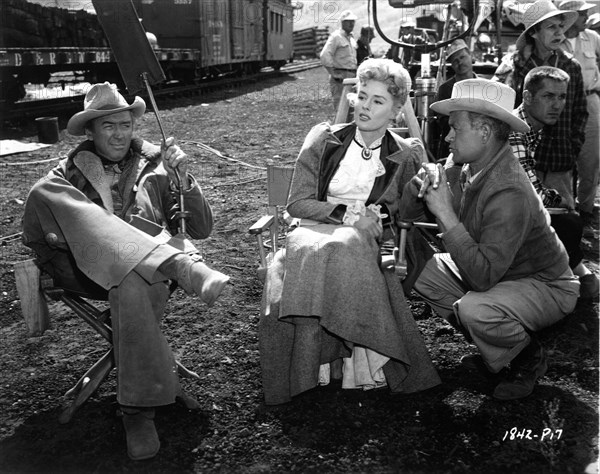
[430,79,530,133]
[67,82,146,136]
[588,12,600,28]
[340,10,358,22]
[558,0,596,12]
[445,39,469,62]
[516,0,578,50]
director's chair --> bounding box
[247,162,429,283]
[249,76,439,280]
[14,258,200,424]
[248,164,295,282]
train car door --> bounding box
[229,0,262,62]
[266,0,293,63]
[229,0,245,60]
[200,0,232,67]
[132,0,202,50]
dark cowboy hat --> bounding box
[67,82,146,136]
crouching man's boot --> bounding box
[159,254,229,307]
[120,406,160,461]
[493,336,548,400]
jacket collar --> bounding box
[468,143,517,190]
[317,122,413,203]
[72,150,114,212]
[68,138,159,211]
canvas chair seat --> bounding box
[14,258,200,424]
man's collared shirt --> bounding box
[320,29,357,71]
[509,105,563,208]
[494,48,588,172]
[560,29,600,93]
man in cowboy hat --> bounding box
[400,79,579,400]
[22,82,229,460]
[559,0,600,232]
[433,39,477,159]
[320,9,358,112]
[492,0,588,210]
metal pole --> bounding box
[141,72,188,235]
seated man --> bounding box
[22,83,229,461]
[401,79,579,400]
[509,66,599,299]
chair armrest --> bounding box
[546,208,568,215]
[248,215,278,272]
[249,215,275,235]
[412,222,440,230]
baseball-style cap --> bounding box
[446,39,469,62]
[340,10,358,22]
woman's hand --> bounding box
[353,211,383,241]
[162,137,190,190]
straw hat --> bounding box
[340,10,358,22]
[67,82,146,136]
[515,0,578,50]
[446,39,469,62]
[558,0,596,12]
[430,79,530,133]
[587,12,600,28]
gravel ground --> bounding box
[0,67,598,473]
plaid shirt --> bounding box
[494,49,588,172]
[509,105,563,208]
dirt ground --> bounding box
[0,67,598,474]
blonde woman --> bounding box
[259,58,440,405]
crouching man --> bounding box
[22,82,229,460]
[401,79,579,400]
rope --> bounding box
[0,156,61,166]
[212,175,265,187]
[181,139,265,170]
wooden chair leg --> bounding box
[14,259,51,336]
[59,348,115,424]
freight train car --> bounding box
[0,0,295,108]
[132,0,294,76]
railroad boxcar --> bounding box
[132,0,295,74]
[0,0,295,107]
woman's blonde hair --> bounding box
[352,58,412,107]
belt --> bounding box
[334,68,357,72]
[585,90,599,95]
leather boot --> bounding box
[159,254,229,307]
[120,407,160,461]
[460,354,492,375]
[493,337,548,400]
